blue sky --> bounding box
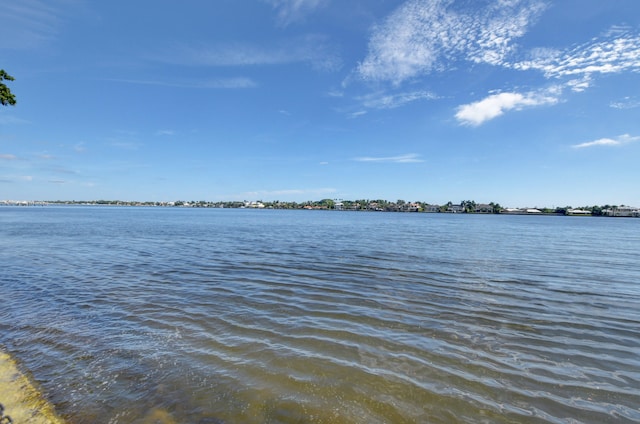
[1,0,639,207]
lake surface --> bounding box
[1,207,639,423]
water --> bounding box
[1,207,639,423]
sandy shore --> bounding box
[0,350,67,424]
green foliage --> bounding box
[461,200,476,213]
[1,69,17,106]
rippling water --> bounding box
[1,207,639,423]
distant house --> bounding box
[502,208,521,214]
[447,204,464,213]
[567,209,591,216]
[425,204,440,213]
[603,206,640,217]
[366,202,381,211]
[405,202,421,212]
[475,204,493,213]
[502,208,542,214]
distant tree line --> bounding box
[36,199,635,216]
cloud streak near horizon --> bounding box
[572,134,640,149]
[354,153,424,163]
[240,187,337,199]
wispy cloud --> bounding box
[357,89,437,109]
[354,153,424,163]
[0,115,31,125]
[456,88,560,126]
[47,166,79,175]
[262,0,329,26]
[0,0,63,49]
[357,0,546,84]
[155,35,341,71]
[349,111,367,119]
[572,134,640,149]
[0,154,18,160]
[156,130,175,136]
[513,27,640,86]
[0,175,34,183]
[359,0,640,86]
[108,141,141,150]
[106,77,257,89]
[241,187,337,198]
[610,96,640,110]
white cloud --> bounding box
[356,1,640,126]
[357,90,437,109]
[355,153,424,163]
[357,0,545,84]
[456,89,559,126]
[572,138,619,148]
[572,134,640,149]
[0,154,18,160]
[263,0,329,26]
[565,76,591,93]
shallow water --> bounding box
[1,207,639,423]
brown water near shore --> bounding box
[0,350,67,424]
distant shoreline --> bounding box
[1,200,639,217]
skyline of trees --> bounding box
[23,198,634,216]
